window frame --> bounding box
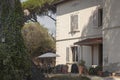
[93,7,103,27]
[71,46,79,62]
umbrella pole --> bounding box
[46,58,49,78]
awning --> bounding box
[74,37,102,46]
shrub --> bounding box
[95,66,102,72]
[88,66,103,76]
[95,66,103,76]
[88,67,96,75]
[78,60,85,66]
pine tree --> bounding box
[0,0,30,80]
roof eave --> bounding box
[53,0,73,6]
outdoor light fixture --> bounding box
[0,18,5,43]
[1,37,5,43]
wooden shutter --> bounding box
[66,47,70,62]
[71,15,78,32]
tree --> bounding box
[22,22,55,58]
[22,0,57,22]
[0,0,30,80]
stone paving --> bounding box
[47,74,120,80]
[89,76,120,80]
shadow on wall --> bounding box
[103,0,120,72]
[104,62,120,72]
[80,7,102,40]
[103,0,112,30]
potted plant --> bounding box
[77,60,85,76]
[95,66,103,76]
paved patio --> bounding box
[89,76,120,80]
[47,73,120,80]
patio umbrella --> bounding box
[37,52,60,75]
[37,52,60,58]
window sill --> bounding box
[69,30,80,34]
[93,26,102,29]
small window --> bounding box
[98,8,103,27]
[93,8,103,27]
[71,14,78,32]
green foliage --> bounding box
[88,66,102,75]
[49,75,90,80]
[22,22,55,57]
[0,0,31,80]
[88,67,96,75]
[78,60,85,66]
[22,0,57,22]
[95,65,102,71]
[22,0,56,15]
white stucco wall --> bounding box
[56,39,79,65]
[56,0,102,41]
[56,39,80,72]
[103,0,120,72]
[56,0,102,69]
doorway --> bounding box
[98,44,103,66]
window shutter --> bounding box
[74,15,78,30]
[66,47,70,62]
[77,46,80,61]
[71,15,74,32]
[71,15,78,32]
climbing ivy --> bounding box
[0,0,31,80]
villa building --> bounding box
[55,0,120,72]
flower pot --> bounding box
[97,71,103,76]
[79,66,84,76]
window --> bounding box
[71,46,79,62]
[66,46,80,63]
[71,14,78,32]
[93,8,103,27]
[98,8,103,27]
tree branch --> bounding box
[46,14,56,21]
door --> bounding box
[99,44,103,66]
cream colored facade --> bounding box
[103,0,120,72]
[56,0,102,71]
[56,0,120,72]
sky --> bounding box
[37,16,56,36]
[21,0,26,2]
